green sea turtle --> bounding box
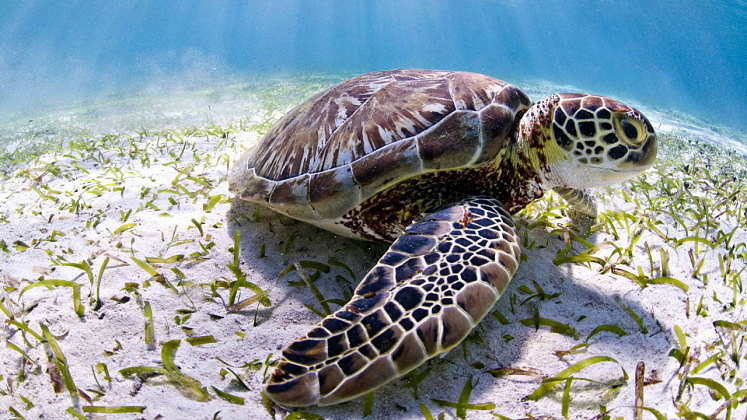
[228,69,657,407]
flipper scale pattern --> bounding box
[265,197,520,407]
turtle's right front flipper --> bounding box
[265,197,521,407]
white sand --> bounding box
[0,79,745,419]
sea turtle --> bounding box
[228,69,657,407]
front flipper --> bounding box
[265,197,521,407]
[553,187,598,219]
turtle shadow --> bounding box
[226,199,675,419]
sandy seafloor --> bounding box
[0,76,745,419]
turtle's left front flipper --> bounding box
[554,187,598,219]
[265,197,521,407]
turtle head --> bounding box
[518,93,657,188]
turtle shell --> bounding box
[230,69,531,220]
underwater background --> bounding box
[1,0,746,135]
[1,2,747,419]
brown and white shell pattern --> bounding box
[229,69,531,223]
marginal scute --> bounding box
[417,111,481,170]
[476,104,514,163]
[239,171,276,203]
[309,165,360,218]
[269,174,314,218]
[350,138,421,199]
[494,85,531,110]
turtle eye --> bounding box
[617,118,644,145]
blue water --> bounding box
[1,1,746,133]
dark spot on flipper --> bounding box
[283,339,327,365]
[399,317,414,330]
[323,318,350,333]
[272,361,307,382]
[440,307,472,349]
[327,334,348,357]
[336,311,360,322]
[361,311,388,337]
[478,229,498,239]
[412,308,428,321]
[394,287,423,311]
[396,258,425,282]
[405,220,451,235]
[318,364,344,396]
[308,327,329,338]
[338,352,367,375]
[460,267,477,282]
[359,343,378,360]
[391,234,437,255]
[392,333,427,372]
[266,373,319,407]
[424,252,440,264]
[356,266,394,296]
[346,324,368,347]
[371,326,403,354]
[384,302,403,321]
[380,252,407,266]
[349,293,387,313]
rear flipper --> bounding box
[264,197,521,407]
